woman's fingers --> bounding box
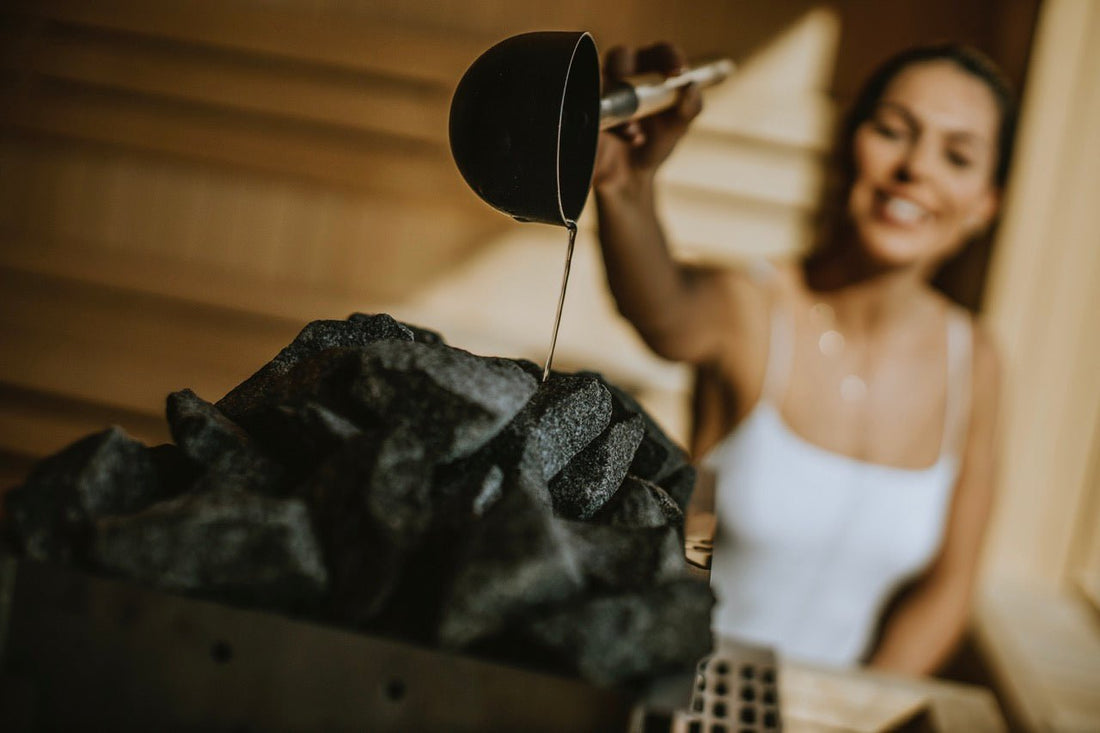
[603,45,635,80]
[678,83,704,121]
[635,42,687,75]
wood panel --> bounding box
[982,0,1100,592]
[8,0,493,86]
[7,25,450,145]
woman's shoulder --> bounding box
[926,292,1002,421]
[927,292,1003,382]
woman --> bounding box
[593,43,1015,675]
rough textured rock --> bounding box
[657,463,698,514]
[238,401,364,484]
[167,389,283,493]
[548,415,644,520]
[438,477,583,648]
[4,427,168,563]
[217,313,416,421]
[92,489,327,611]
[349,341,539,462]
[524,579,715,686]
[511,373,612,481]
[600,378,692,487]
[563,522,687,591]
[146,443,202,499]
[592,475,684,529]
[2,314,711,689]
[303,429,433,626]
[352,313,444,346]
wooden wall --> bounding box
[0,0,1036,487]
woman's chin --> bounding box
[855,225,942,269]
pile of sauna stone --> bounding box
[1,313,712,686]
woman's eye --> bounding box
[873,121,904,139]
[947,151,973,168]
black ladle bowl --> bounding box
[449,31,600,227]
[449,31,734,227]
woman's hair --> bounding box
[809,43,1019,309]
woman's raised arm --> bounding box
[593,43,736,365]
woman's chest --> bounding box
[709,414,955,572]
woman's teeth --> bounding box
[883,196,928,224]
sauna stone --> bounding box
[591,475,684,529]
[525,579,716,686]
[549,414,644,520]
[92,488,327,611]
[4,427,166,563]
[217,313,416,421]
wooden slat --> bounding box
[0,139,505,299]
[662,130,824,210]
[693,88,836,151]
[0,226,499,325]
[0,85,469,201]
[0,267,304,417]
[13,0,492,88]
[656,185,813,261]
[0,383,171,461]
[11,27,450,146]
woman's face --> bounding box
[847,60,1001,269]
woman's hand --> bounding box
[592,43,704,195]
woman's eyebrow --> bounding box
[874,101,918,125]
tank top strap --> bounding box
[940,307,974,460]
[750,259,794,406]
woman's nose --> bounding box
[895,136,937,182]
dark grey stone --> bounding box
[511,358,544,381]
[217,313,415,421]
[438,477,583,649]
[3,427,166,564]
[600,378,691,488]
[167,389,284,494]
[562,522,687,591]
[430,449,508,530]
[3,312,710,690]
[352,313,445,345]
[303,428,433,626]
[524,579,715,686]
[592,475,684,529]
[548,415,644,520]
[146,443,202,498]
[348,341,538,462]
[240,401,364,483]
[512,373,612,482]
[657,463,697,514]
[91,489,327,612]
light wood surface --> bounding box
[782,660,1006,732]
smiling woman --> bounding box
[847,61,1001,267]
[592,43,1017,675]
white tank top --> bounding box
[702,279,972,668]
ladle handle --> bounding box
[598,58,734,130]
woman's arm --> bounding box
[868,327,1002,676]
[593,44,734,365]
